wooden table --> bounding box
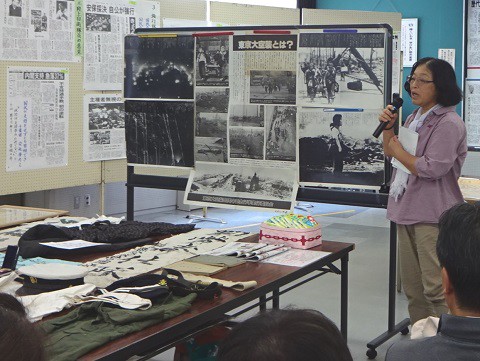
[77,240,354,361]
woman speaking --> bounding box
[378,58,467,325]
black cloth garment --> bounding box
[18,220,195,258]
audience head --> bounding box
[0,293,46,361]
[0,292,27,316]
[437,203,480,313]
[217,308,353,361]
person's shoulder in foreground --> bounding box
[386,202,480,361]
[387,313,480,360]
[217,308,353,361]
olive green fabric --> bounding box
[40,293,197,361]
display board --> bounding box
[124,24,393,211]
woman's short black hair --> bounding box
[217,308,353,361]
[408,57,462,106]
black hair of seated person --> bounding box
[217,308,353,361]
[0,292,27,316]
[0,294,46,361]
[437,202,480,311]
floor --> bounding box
[133,202,410,361]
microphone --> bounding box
[372,97,404,138]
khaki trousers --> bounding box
[398,224,449,325]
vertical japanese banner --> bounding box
[401,18,418,67]
[6,67,69,171]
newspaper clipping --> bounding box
[465,80,480,147]
[84,0,160,90]
[83,94,125,161]
[468,2,480,76]
[7,67,69,171]
[297,31,385,108]
[298,108,384,187]
[0,0,77,61]
[185,162,298,212]
[230,34,297,104]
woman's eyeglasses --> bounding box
[407,75,434,86]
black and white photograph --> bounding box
[250,70,296,105]
[55,1,68,20]
[229,127,264,160]
[88,103,125,130]
[297,31,385,108]
[196,36,229,87]
[265,106,296,162]
[196,112,227,138]
[185,162,298,211]
[31,10,47,33]
[298,109,384,187]
[195,137,227,163]
[90,131,110,145]
[8,0,22,17]
[125,100,194,167]
[85,13,111,31]
[229,104,264,127]
[124,35,194,100]
[195,87,229,113]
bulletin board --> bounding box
[0,0,207,196]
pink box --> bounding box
[259,223,322,249]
